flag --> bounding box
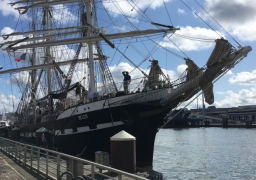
[15,53,26,62]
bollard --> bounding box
[110,130,136,173]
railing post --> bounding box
[24,145,27,166]
[91,165,95,180]
[8,140,10,154]
[18,144,21,161]
[57,153,60,180]
[10,141,13,157]
[71,158,73,174]
[9,140,11,155]
[46,151,48,177]
[67,158,73,180]
[9,140,11,154]
[5,139,7,153]
[12,141,14,157]
[30,147,33,167]
[15,142,18,160]
[37,149,40,173]
[118,174,122,180]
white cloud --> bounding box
[225,70,233,75]
[229,70,256,85]
[0,0,19,18]
[102,0,172,17]
[0,27,29,57]
[177,64,187,76]
[1,26,24,45]
[179,85,256,109]
[52,4,77,24]
[213,87,256,107]
[177,8,185,14]
[0,27,14,49]
[1,26,14,35]
[9,71,30,86]
[160,26,223,51]
[0,2,76,26]
[113,25,130,32]
[127,17,139,24]
[199,0,256,41]
[0,93,20,113]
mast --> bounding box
[45,3,52,94]
[31,6,36,99]
[86,0,96,92]
[31,4,37,124]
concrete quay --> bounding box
[0,137,162,180]
[0,151,38,180]
[0,131,162,180]
[0,151,161,180]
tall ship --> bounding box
[0,0,252,166]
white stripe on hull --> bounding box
[20,121,124,137]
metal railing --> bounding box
[0,137,148,180]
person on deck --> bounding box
[39,133,48,149]
[122,71,131,94]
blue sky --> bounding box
[0,0,256,113]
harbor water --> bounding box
[153,128,256,180]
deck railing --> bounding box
[0,137,148,180]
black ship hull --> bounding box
[18,95,182,167]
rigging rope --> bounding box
[179,0,223,39]
[109,39,122,65]
[165,34,189,59]
[101,0,188,71]
[127,0,188,60]
[115,48,148,76]
[194,0,241,47]
[173,33,216,42]
[101,1,156,74]
[163,0,173,26]
[104,0,188,63]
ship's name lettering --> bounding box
[78,114,88,120]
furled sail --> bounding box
[186,59,202,81]
[145,60,163,90]
[202,83,214,104]
[200,38,232,104]
[206,38,232,67]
